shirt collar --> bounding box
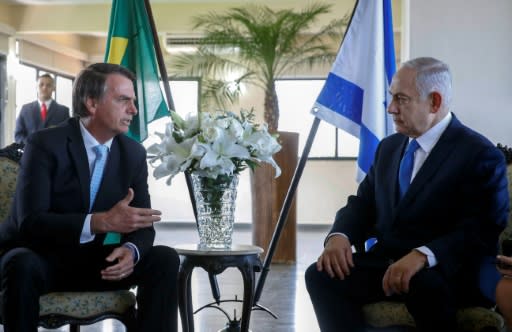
[414,112,452,154]
[79,120,113,152]
[39,99,53,109]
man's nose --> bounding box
[128,101,138,115]
[387,101,398,114]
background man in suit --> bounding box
[14,73,70,144]
[0,63,179,332]
[305,57,509,331]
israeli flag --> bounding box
[312,0,396,182]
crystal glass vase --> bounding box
[191,173,239,249]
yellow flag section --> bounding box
[106,37,129,65]
[104,0,170,142]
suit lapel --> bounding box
[399,116,461,205]
[45,102,54,126]
[31,101,44,129]
[67,118,90,212]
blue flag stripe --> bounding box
[358,124,381,175]
[316,73,363,125]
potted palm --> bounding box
[169,3,346,262]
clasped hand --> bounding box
[316,235,427,296]
[101,246,134,281]
[91,188,161,234]
[382,251,426,296]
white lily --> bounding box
[147,109,281,182]
[198,132,250,172]
[148,135,196,184]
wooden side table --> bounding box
[175,244,263,332]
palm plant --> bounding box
[169,3,347,133]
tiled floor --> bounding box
[24,223,330,332]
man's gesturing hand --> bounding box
[91,188,161,234]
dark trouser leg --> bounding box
[130,245,180,332]
[0,248,52,332]
[404,268,457,332]
[305,262,388,332]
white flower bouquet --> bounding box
[147,109,282,185]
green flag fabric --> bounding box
[104,0,171,142]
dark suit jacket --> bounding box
[2,117,155,260]
[331,114,509,279]
[14,100,70,144]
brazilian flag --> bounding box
[104,0,171,142]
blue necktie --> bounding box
[89,145,120,245]
[90,145,108,210]
[398,139,420,198]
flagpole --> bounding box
[253,116,320,303]
[253,0,361,305]
[141,0,198,224]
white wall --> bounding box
[407,0,512,144]
[149,159,359,225]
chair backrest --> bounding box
[497,144,512,248]
[0,143,23,223]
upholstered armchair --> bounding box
[0,142,136,331]
[360,144,512,332]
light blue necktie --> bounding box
[398,139,420,198]
[89,145,120,245]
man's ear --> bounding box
[430,92,442,113]
[85,97,97,115]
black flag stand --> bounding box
[253,115,321,304]
[251,0,360,306]
[143,0,224,316]
[252,0,359,315]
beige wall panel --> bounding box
[0,33,9,55]
[53,52,83,76]
[18,40,53,67]
[14,4,111,35]
[152,1,358,35]
[18,40,82,76]
[38,33,83,50]
[0,5,18,29]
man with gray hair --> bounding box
[305,57,509,331]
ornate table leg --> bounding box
[238,256,257,332]
[178,258,194,332]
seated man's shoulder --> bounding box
[457,127,503,160]
[117,134,146,154]
[55,102,70,112]
[27,121,69,146]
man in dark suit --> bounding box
[0,63,179,331]
[14,73,70,144]
[305,57,509,331]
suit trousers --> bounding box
[305,253,458,332]
[0,245,180,332]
